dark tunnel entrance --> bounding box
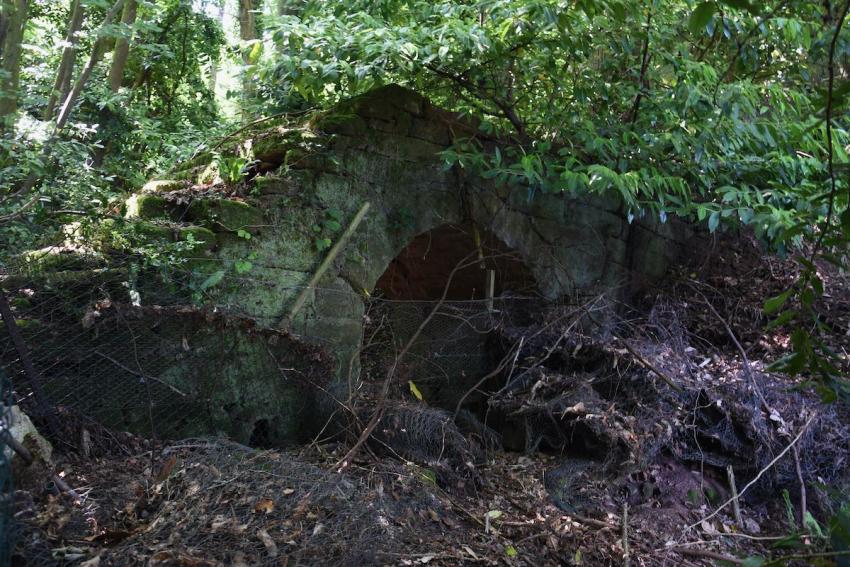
[365,224,542,430]
[374,224,537,301]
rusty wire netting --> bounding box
[0,251,546,442]
[359,295,546,403]
[0,257,550,564]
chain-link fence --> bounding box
[0,250,545,438]
[360,295,544,407]
[0,244,549,563]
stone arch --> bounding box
[373,223,538,301]
[103,84,691,443]
[365,223,541,412]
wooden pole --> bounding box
[727,465,743,529]
[282,202,370,325]
[486,269,495,312]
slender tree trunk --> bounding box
[92,0,136,166]
[239,0,257,119]
[44,0,84,120]
[107,0,136,91]
[55,0,125,133]
[0,0,29,130]
[131,6,181,91]
[1,0,125,219]
[207,1,225,93]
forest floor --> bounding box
[10,232,850,566]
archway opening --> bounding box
[365,224,541,435]
[374,224,537,301]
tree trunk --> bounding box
[92,0,136,166]
[107,0,136,91]
[239,0,257,119]
[1,0,124,222]
[44,0,84,120]
[54,0,125,133]
[0,0,30,130]
[207,1,225,93]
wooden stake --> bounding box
[485,269,495,312]
[282,202,370,325]
[727,465,743,529]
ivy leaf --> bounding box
[689,2,716,35]
[408,380,424,401]
[763,289,792,314]
[248,40,263,64]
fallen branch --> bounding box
[696,290,772,414]
[792,444,807,531]
[282,202,370,325]
[334,251,481,472]
[52,474,83,503]
[0,429,33,465]
[615,336,684,392]
[670,546,743,565]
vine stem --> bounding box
[812,0,850,260]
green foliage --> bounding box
[311,208,343,251]
[256,0,846,246]
[251,0,850,401]
[214,153,250,184]
[0,0,848,403]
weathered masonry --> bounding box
[7,85,690,444]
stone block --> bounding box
[141,179,187,194]
[125,194,173,220]
[186,199,265,233]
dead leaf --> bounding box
[155,456,178,484]
[700,520,719,535]
[282,488,295,496]
[254,498,275,515]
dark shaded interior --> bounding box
[374,224,537,300]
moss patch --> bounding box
[125,194,173,220]
[142,180,187,194]
[186,199,265,233]
[21,247,103,272]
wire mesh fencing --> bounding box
[0,251,551,564]
[359,295,545,406]
[0,249,547,441]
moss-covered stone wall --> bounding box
[9,85,690,444]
